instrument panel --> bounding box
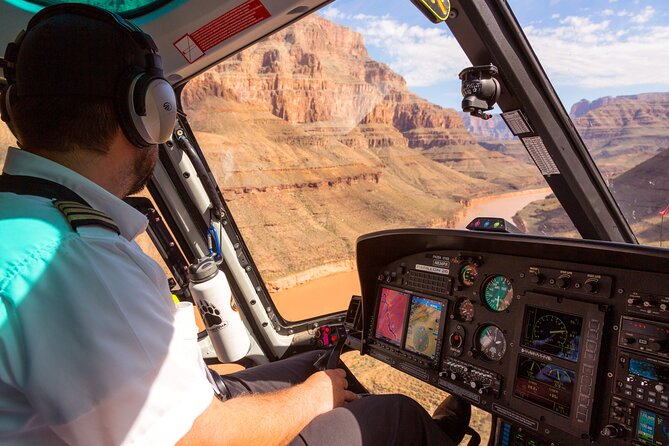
[354,228,669,445]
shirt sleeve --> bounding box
[6,233,214,446]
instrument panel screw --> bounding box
[250,300,256,305]
[607,372,613,378]
[613,325,619,331]
[519,272,525,278]
[618,288,624,294]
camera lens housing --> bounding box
[459,64,501,120]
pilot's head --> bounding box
[0,3,176,194]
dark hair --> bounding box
[10,95,118,154]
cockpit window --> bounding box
[509,0,669,247]
[22,0,172,18]
[182,1,579,324]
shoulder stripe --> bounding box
[53,199,120,235]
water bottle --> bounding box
[188,257,251,362]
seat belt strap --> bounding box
[0,173,90,206]
[0,173,120,235]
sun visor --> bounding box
[1,0,331,88]
[135,0,332,86]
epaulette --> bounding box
[53,200,120,235]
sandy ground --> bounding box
[342,351,492,445]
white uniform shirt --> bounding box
[0,148,214,445]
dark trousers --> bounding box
[220,351,455,446]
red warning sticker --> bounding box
[174,0,271,64]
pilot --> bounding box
[0,4,469,445]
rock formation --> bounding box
[183,15,541,285]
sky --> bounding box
[319,0,669,112]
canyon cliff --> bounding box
[181,15,542,286]
[515,93,669,242]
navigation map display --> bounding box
[521,306,583,362]
[375,288,410,346]
[405,296,444,359]
[637,409,669,445]
[629,358,669,383]
[514,355,576,417]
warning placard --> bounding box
[174,0,271,64]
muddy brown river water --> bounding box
[272,188,551,321]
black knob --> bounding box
[601,424,624,438]
[623,336,636,346]
[584,281,599,293]
[556,277,571,289]
[648,341,667,352]
[530,273,544,285]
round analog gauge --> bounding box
[457,299,475,322]
[477,325,507,361]
[483,275,514,312]
[459,264,478,287]
[532,314,568,350]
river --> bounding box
[272,188,552,321]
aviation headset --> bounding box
[0,4,177,147]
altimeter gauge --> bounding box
[477,325,507,361]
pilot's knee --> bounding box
[377,394,427,419]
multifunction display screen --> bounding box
[637,408,669,445]
[514,355,576,417]
[521,306,583,362]
[374,287,445,360]
[629,358,669,383]
[375,288,410,346]
[405,297,444,360]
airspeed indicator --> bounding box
[483,275,514,312]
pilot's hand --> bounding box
[302,368,358,415]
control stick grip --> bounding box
[313,326,347,371]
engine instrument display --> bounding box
[483,275,514,312]
[405,296,445,359]
[477,325,507,361]
[637,408,669,445]
[375,288,410,346]
[521,306,582,362]
[457,299,475,321]
[459,264,478,287]
[514,356,576,417]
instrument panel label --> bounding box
[492,404,539,431]
[416,264,449,275]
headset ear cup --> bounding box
[129,75,176,145]
[1,84,18,137]
[141,77,176,144]
[117,71,176,147]
[116,70,149,148]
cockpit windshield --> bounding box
[509,0,669,247]
[182,0,576,322]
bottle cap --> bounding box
[188,257,219,283]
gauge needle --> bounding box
[549,330,566,334]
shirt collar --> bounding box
[2,147,148,241]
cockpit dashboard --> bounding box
[351,228,669,445]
